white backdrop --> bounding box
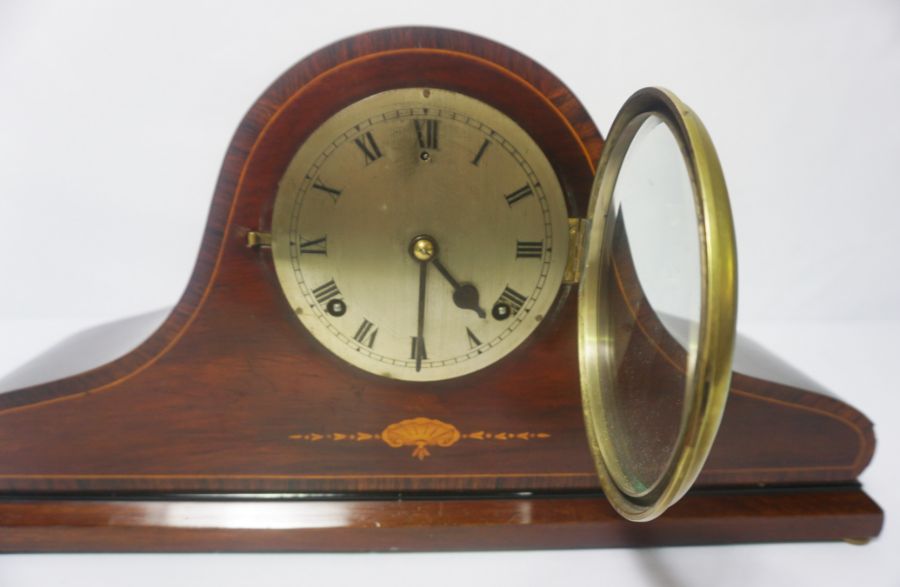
[1,1,898,585]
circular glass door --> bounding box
[579,87,737,521]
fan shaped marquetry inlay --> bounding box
[289,417,551,460]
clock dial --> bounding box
[272,88,569,381]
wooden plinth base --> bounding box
[0,486,882,552]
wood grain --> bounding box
[0,488,883,552]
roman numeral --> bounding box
[516,240,543,259]
[354,131,382,164]
[414,119,439,150]
[299,236,327,255]
[497,286,528,314]
[471,139,490,166]
[504,184,533,206]
[353,319,378,348]
[312,179,342,202]
[410,336,428,360]
[465,327,482,350]
[311,279,341,304]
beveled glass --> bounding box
[579,88,737,521]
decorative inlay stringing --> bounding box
[289,417,551,460]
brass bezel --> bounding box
[578,87,738,521]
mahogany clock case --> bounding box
[0,27,882,551]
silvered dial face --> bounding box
[272,88,569,381]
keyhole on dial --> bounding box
[492,303,511,321]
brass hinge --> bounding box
[246,230,272,248]
[564,218,587,284]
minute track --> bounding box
[272,88,568,381]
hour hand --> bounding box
[432,258,486,319]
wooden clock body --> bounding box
[0,28,882,551]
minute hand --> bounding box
[415,260,427,372]
[431,258,486,319]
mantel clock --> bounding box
[0,27,882,550]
